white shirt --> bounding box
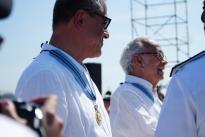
[154,54,205,137]
[15,43,112,137]
[110,75,161,137]
[0,114,38,137]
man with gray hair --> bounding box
[110,37,167,137]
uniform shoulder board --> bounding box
[170,51,205,77]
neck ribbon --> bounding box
[125,82,154,103]
[42,49,96,101]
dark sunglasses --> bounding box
[201,11,205,23]
[93,12,111,29]
[83,9,111,29]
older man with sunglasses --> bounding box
[154,1,205,137]
[15,0,112,137]
[110,37,167,137]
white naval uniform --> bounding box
[15,43,112,137]
[110,75,161,137]
[154,51,205,137]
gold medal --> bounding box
[94,104,102,125]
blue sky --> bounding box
[0,0,205,94]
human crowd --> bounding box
[1,0,205,137]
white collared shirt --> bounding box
[154,54,205,137]
[110,75,161,137]
[15,43,112,137]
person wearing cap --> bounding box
[154,1,205,137]
[15,0,112,137]
[110,37,167,137]
[103,91,112,114]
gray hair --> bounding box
[120,37,159,74]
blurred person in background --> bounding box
[110,37,167,137]
[156,85,164,102]
[103,90,112,114]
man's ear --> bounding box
[73,10,85,28]
[132,54,144,68]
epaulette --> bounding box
[170,51,205,77]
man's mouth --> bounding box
[157,68,164,76]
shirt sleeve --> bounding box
[110,88,157,137]
[15,70,68,124]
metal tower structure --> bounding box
[130,0,190,89]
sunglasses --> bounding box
[201,11,205,23]
[83,9,112,29]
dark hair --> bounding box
[52,0,105,30]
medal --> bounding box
[94,104,102,125]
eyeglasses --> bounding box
[139,51,167,61]
[93,12,111,29]
[201,11,205,23]
[83,9,112,29]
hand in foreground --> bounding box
[32,95,64,137]
[0,95,64,137]
[0,98,27,124]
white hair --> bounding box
[120,37,159,74]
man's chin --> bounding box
[96,52,101,57]
[95,50,102,57]
[89,52,102,58]
[155,74,163,82]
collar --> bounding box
[125,75,154,96]
[41,43,87,73]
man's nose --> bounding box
[162,59,168,65]
[103,30,109,39]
